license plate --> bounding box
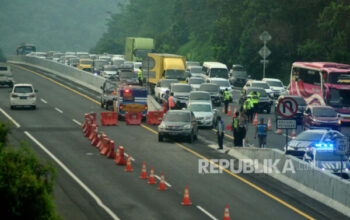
[20,96,27,99]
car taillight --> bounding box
[120,104,124,109]
[29,94,36,98]
[112,91,117,95]
[338,120,341,125]
[145,104,148,110]
[11,94,18,98]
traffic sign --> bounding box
[277,119,297,129]
[259,31,272,42]
[258,46,271,58]
[277,97,298,118]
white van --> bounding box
[201,62,228,80]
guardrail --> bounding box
[7,55,105,93]
[229,147,350,217]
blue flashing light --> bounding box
[314,142,334,150]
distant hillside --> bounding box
[0,0,120,55]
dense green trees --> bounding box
[92,0,350,83]
[0,122,59,219]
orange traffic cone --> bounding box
[181,186,192,206]
[114,146,120,162]
[253,113,258,125]
[158,172,167,191]
[139,162,148,179]
[148,167,157,184]
[227,105,232,116]
[275,128,282,134]
[223,204,230,220]
[125,155,133,172]
[291,129,296,139]
[267,117,272,131]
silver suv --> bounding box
[0,63,14,88]
[100,80,118,109]
[158,110,198,143]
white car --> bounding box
[10,84,37,109]
[262,78,286,98]
[188,101,217,128]
[207,78,233,101]
[243,80,274,99]
[154,79,178,102]
[187,77,205,91]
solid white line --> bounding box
[72,119,82,126]
[196,206,218,220]
[40,98,48,104]
[0,108,20,128]
[24,131,120,220]
[54,107,63,114]
[124,153,135,161]
[154,175,172,187]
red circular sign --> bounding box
[277,97,298,119]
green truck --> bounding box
[125,37,155,62]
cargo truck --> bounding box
[145,53,186,93]
[125,37,154,62]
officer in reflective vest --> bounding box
[249,91,260,115]
[243,96,254,122]
[168,92,176,109]
[232,111,239,146]
[255,118,267,148]
[224,88,230,114]
[138,67,143,86]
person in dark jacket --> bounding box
[216,116,225,150]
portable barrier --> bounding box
[146,111,164,125]
[82,113,89,130]
[100,112,118,126]
[125,112,142,125]
[90,112,97,124]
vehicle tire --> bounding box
[32,105,36,110]
[105,103,109,110]
[158,134,163,142]
[10,105,14,110]
[100,100,104,108]
[267,107,271,114]
[188,131,194,143]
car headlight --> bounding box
[184,124,191,129]
[205,116,212,120]
[159,123,166,129]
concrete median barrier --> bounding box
[228,147,350,217]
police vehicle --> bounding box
[285,129,349,159]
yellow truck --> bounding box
[145,53,186,93]
[77,59,93,72]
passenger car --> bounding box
[243,80,274,99]
[100,80,118,109]
[10,84,37,109]
[154,79,178,102]
[158,110,198,143]
[188,91,211,105]
[207,78,233,101]
[229,64,248,87]
[240,87,273,113]
[0,63,14,87]
[188,102,217,128]
[170,83,192,108]
[187,77,205,91]
[303,106,341,131]
[275,95,307,124]
[262,78,286,98]
[100,65,118,79]
[186,65,202,78]
[285,129,345,158]
[199,83,221,106]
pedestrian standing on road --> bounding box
[254,118,267,148]
[243,96,254,122]
[163,90,170,112]
[224,88,230,114]
[232,111,239,146]
[168,92,176,110]
[237,110,248,147]
[138,67,143,86]
[249,91,260,116]
[216,116,225,150]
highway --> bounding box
[0,64,348,220]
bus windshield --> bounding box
[166,70,186,80]
[328,72,350,85]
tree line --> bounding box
[91,0,350,83]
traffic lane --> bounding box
[0,114,112,220]
[101,124,314,220]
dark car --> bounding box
[303,106,341,131]
[100,80,119,109]
[119,70,139,85]
[240,87,273,113]
[229,64,248,87]
[199,83,221,106]
[275,95,307,124]
[158,110,198,143]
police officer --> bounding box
[138,67,143,86]
[254,118,267,148]
[249,91,260,115]
[216,116,225,150]
[232,111,239,146]
[243,96,254,122]
[168,92,176,110]
[163,90,170,112]
[223,88,230,114]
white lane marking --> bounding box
[196,206,218,220]
[154,175,172,187]
[0,108,21,128]
[123,153,135,161]
[72,119,82,126]
[40,98,48,104]
[24,131,120,220]
[54,107,63,114]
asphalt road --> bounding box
[0,64,348,220]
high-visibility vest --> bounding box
[138,69,143,80]
[249,99,254,108]
[168,96,175,108]
[233,118,238,129]
[224,91,230,100]
[243,100,250,110]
